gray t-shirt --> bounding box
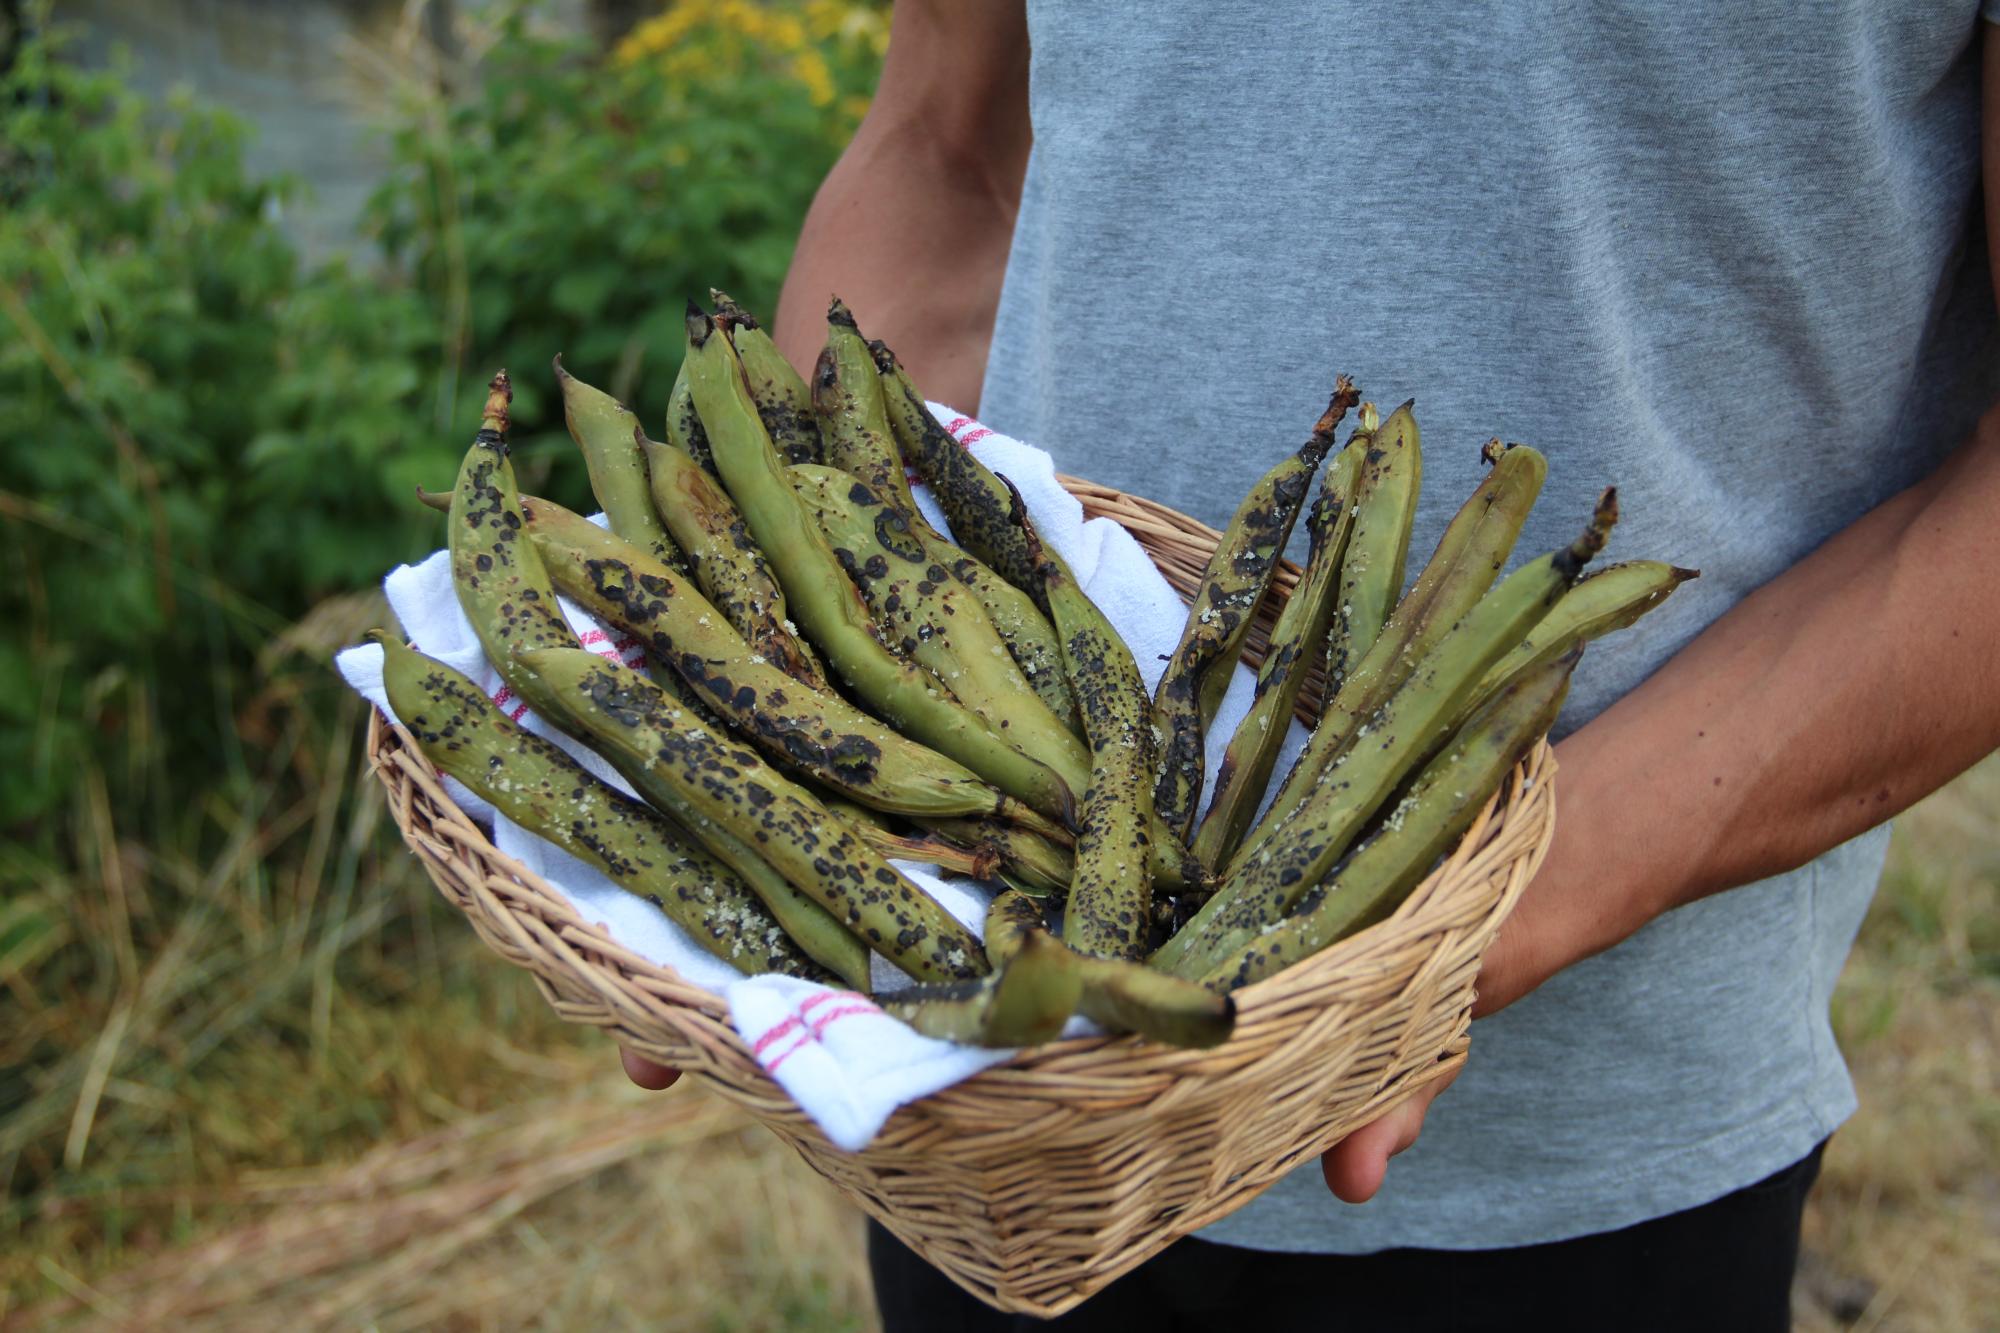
[981,3,1998,1251]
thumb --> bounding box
[1319,1063,1459,1204]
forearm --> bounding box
[1479,404,2000,1013]
[773,4,1030,409]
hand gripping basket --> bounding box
[365,477,1556,1317]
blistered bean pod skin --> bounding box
[640,430,825,689]
[1325,399,1420,691]
[371,634,828,982]
[447,371,576,723]
[878,348,1046,600]
[519,494,1020,823]
[928,536,1081,732]
[1198,651,1578,993]
[711,289,822,466]
[788,464,1093,786]
[881,928,1081,1047]
[1006,480,1155,962]
[1235,439,1545,869]
[554,359,686,574]
[684,304,1078,828]
[1157,491,1617,978]
[813,302,928,519]
[522,647,987,985]
[1151,380,1354,840]
[665,356,717,476]
[1192,442,1363,868]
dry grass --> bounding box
[2,666,1992,1328]
[1794,755,2000,1332]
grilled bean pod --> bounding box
[789,464,1091,777]
[520,494,1025,824]
[640,429,825,689]
[522,647,987,984]
[1322,399,1419,691]
[1462,560,1696,718]
[985,892,1233,1047]
[1237,439,1544,868]
[665,355,717,476]
[812,301,929,521]
[1151,380,1354,839]
[1007,479,1155,961]
[882,926,1080,1046]
[372,633,828,981]
[554,359,686,573]
[1157,490,1616,977]
[1192,441,1363,868]
[684,303,1078,827]
[1198,650,1579,992]
[447,371,577,723]
[923,816,1075,897]
[711,289,821,466]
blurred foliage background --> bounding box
[0,1,1993,1329]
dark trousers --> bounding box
[870,1141,1825,1332]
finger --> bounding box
[1319,1064,1460,1203]
[621,1047,682,1090]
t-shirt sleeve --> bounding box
[1986,0,2000,24]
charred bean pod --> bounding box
[1192,441,1363,867]
[521,494,1021,823]
[1237,438,1544,868]
[1157,490,1617,977]
[812,301,928,519]
[372,634,829,981]
[882,928,1082,1046]
[1462,560,1697,718]
[1151,379,1355,839]
[446,371,577,723]
[788,463,1093,783]
[684,303,1078,828]
[554,359,687,573]
[1006,479,1156,961]
[1199,651,1579,992]
[522,647,986,984]
[712,289,822,466]
[641,430,825,689]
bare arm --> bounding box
[771,1,1031,410]
[1325,21,2000,1201]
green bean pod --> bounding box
[1151,380,1355,840]
[1236,438,1545,869]
[683,303,1078,828]
[447,371,576,723]
[878,349,1045,600]
[518,493,1021,823]
[371,633,829,982]
[1461,560,1697,718]
[881,926,1081,1046]
[665,356,717,476]
[640,430,825,689]
[1006,479,1156,961]
[711,289,822,466]
[812,301,928,519]
[985,892,1233,1047]
[928,538,1081,732]
[521,647,987,984]
[554,359,686,573]
[1192,441,1364,868]
[1197,650,1579,992]
[1323,399,1420,692]
[924,816,1075,898]
[1156,490,1617,977]
[788,464,1091,778]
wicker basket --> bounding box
[365,477,1556,1317]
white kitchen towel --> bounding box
[335,406,1308,1151]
